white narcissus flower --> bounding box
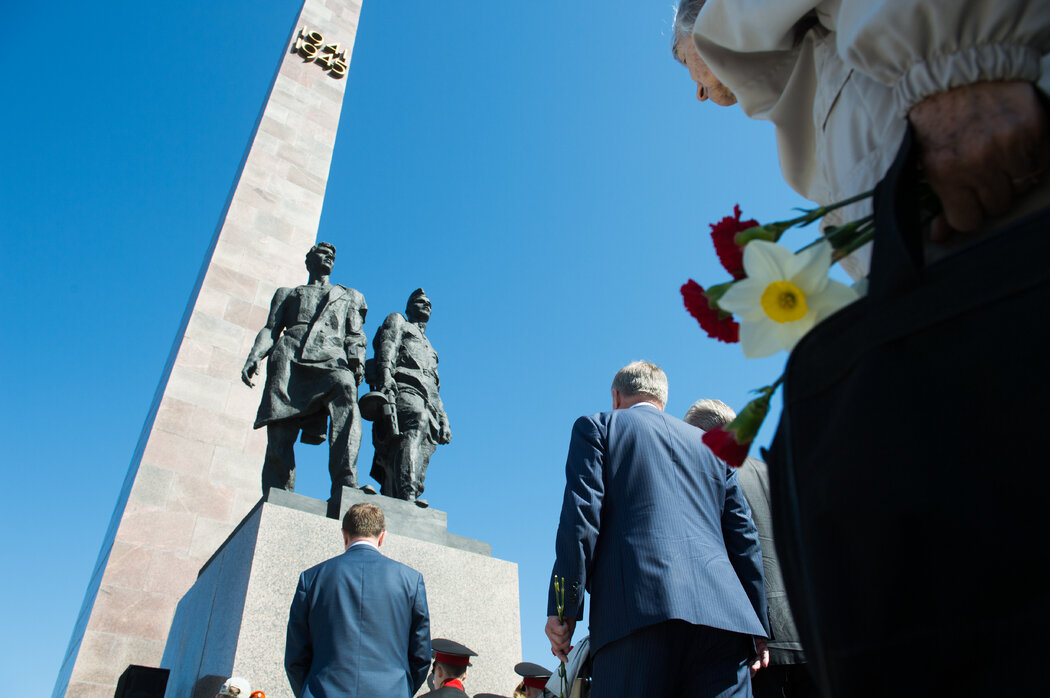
[718,240,859,358]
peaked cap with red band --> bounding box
[514,661,552,689]
[432,638,477,667]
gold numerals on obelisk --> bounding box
[292,27,348,78]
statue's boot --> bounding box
[262,421,299,494]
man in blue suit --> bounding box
[545,361,769,697]
[286,502,431,697]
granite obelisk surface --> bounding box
[55,2,363,695]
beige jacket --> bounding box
[692,0,1050,279]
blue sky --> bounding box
[1,1,824,693]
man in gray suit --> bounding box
[685,399,817,698]
[546,362,768,697]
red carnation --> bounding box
[681,280,739,343]
[702,388,775,467]
[702,426,751,468]
[710,204,760,280]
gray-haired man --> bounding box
[685,399,817,698]
[547,362,768,697]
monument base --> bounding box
[161,490,521,697]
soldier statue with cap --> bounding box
[360,288,451,507]
[420,638,476,696]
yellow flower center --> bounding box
[760,281,808,323]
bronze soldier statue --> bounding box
[241,242,370,503]
[364,288,451,507]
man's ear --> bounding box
[611,389,621,410]
[342,530,351,549]
[377,531,386,547]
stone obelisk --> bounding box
[54,1,363,695]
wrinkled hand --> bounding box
[241,359,258,388]
[908,81,1050,238]
[749,636,769,676]
[545,615,575,662]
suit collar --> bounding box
[348,539,380,551]
[344,543,382,557]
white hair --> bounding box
[671,0,705,61]
[683,398,736,430]
[612,361,669,407]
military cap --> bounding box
[432,638,477,667]
[514,661,552,689]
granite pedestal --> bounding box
[162,490,521,697]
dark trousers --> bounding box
[261,374,361,497]
[751,664,818,698]
[591,620,751,698]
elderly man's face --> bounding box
[676,34,737,107]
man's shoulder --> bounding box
[738,456,768,477]
[302,548,350,576]
[572,410,613,436]
[305,548,422,581]
[319,284,364,305]
[733,455,769,493]
[420,683,470,697]
[354,548,425,583]
[607,404,682,430]
[575,406,680,433]
[334,285,365,303]
[612,407,721,461]
[375,550,422,572]
[270,286,295,302]
[382,311,407,328]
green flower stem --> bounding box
[799,189,874,224]
[554,576,568,698]
[763,374,784,392]
[784,190,876,230]
[831,228,875,261]
[737,190,876,247]
[796,216,874,254]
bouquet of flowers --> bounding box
[681,192,937,466]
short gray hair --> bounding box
[612,361,669,407]
[683,398,736,431]
[671,0,705,62]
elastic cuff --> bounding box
[893,44,1042,116]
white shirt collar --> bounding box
[348,539,380,551]
[630,401,660,410]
